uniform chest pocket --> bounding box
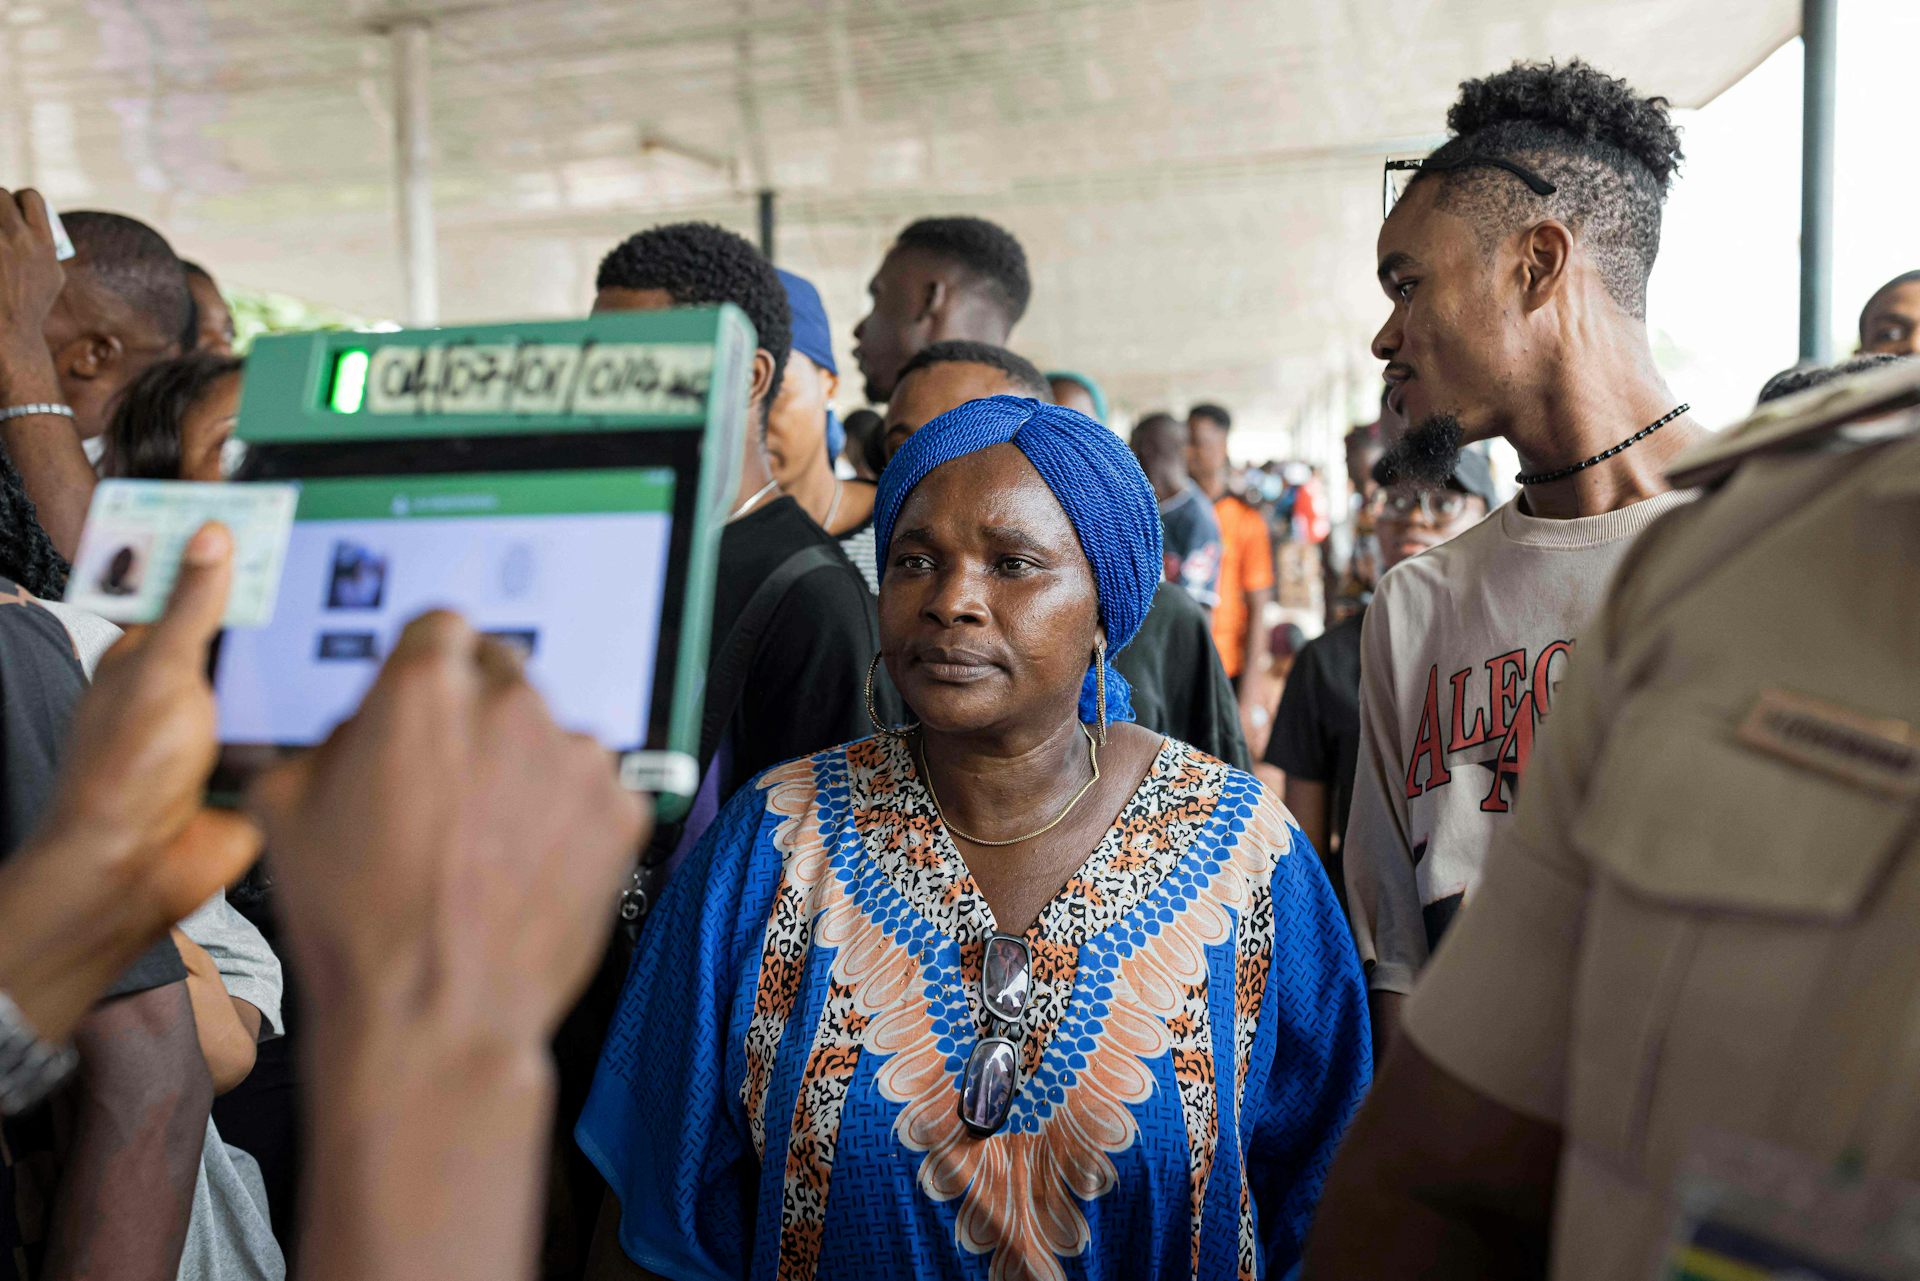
[1565,703,1919,1169]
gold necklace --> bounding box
[916,723,1101,847]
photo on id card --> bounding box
[65,480,299,628]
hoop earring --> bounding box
[1093,642,1109,746]
[866,653,918,739]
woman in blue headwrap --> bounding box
[578,397,1370,1281]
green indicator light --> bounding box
[328,349,370,413]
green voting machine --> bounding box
[208,306,756,820]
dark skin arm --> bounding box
[584,1193,667,1281]
[1237,585,1275,756]
[1369,989,1406,1062]
[1240,584,1274,699]
[1283,776,1330,867]
[0,188,94,558]
[43,980,212,1281]
[0,527,260,1046]
[1303,1035,1560,1279]
[255,614,647,1281]
[173,928,260,1093]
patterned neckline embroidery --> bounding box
[746,739,1287,1281]
[845,734,1228,1052]
[849,732,1211,943]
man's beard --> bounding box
[1375,413,1463,488]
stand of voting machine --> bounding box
[191,305,754,815]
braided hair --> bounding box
[0,450,69,599]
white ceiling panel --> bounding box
[11,0,1796,431]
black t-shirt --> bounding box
[0,583,185,1281]
[706,496,888,797]
[1265,609,1365,861]
[1116,583,1250,771]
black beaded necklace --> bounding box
[1515,403,1689,487]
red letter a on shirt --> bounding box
[1402,665,1452,799]
[1480,688,1537,813]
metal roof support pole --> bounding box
[758,188,776,263]
[1798,0,1836,363]
[393,20,440,327]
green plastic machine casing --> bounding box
[233,304,756,822]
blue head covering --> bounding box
[776,269,836,376]
[1044,370,1109,425]
[873,396,1162,726]
[777,269,843,466]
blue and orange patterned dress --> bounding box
[578,734,1371,1280]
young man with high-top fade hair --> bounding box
[569,224,891,1272]
[852,216,1030,404]
[1343,59,1704,1051]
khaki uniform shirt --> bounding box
[1404,422,1920,1281]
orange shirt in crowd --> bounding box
[1210,493,1275,678]
[1294,482,1330,544]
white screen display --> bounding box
[214,468,675,750]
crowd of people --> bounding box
[0,51,1913,1281]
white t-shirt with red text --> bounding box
[1344,489,1695,994]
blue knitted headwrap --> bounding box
[873,395,1163,726]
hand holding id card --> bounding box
[66,480,298,628]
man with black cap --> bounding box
[1268,452,1497,899]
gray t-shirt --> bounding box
[49,605,288,1281]
[35,599,119,675]
[0,591,187,1281]
[179,896,283,1041]
[1344,490,1695,994]
[0,590,182,995]
[176,897,285,1281]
